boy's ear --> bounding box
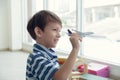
[34,27,42,38]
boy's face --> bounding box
[39,22,62,48]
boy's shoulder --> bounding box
[28,52,43,59]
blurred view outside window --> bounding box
[83,0,120,65]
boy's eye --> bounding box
[53,29,57,31]
[52,28,61,32]
[53,29,57,30]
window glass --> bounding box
[118,6,120,17]
[35,0,43,11]
[83,0,120,65]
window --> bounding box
[83,0,120,65]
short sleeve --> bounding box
[32,56,59,80]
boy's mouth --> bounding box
[55,39,59,43]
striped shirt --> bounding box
[26,43,60,80]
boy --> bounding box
[26,10,82,80]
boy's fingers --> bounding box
[79,38,82,42]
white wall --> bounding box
[0,0,9,50]
[8,0,22,50]
[0,0,22,51]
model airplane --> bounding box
[67,29,106,39]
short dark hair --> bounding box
[27,10,62,40]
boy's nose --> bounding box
[57,32,61,38]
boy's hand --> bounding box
[69,33,82,49]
